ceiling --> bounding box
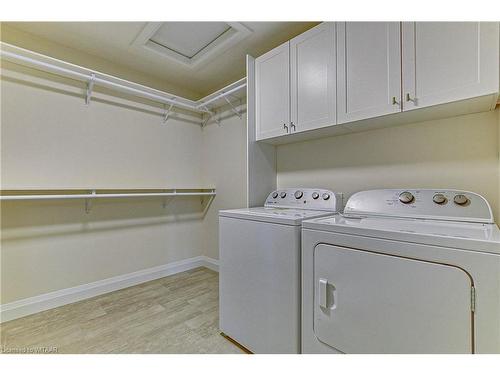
[3,22,318,99]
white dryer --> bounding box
[302,189,500,354]
[219,188,342,353]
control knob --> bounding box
[432,193,447,205]
[399,191,414,204]
[280,191,287,199]
[294,190,303,199]
[272,192,278,199]
[322,193,330,201]
[453,194,469,206]
[312,192,319,200]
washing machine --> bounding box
[219,188,342,353]
[301,189,500,354]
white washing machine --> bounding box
[302,189,500,354]
[219,188,342,353]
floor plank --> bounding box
[0,267,243,354]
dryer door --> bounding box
[313,244,473,353]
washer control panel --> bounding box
[344,189,493,223]
[265,188,343,212]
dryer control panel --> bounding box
[344,189,494,224]
[265,188,343,212]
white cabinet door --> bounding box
[402,22,499,111]
[336,22,402,124]
[290,23,336,133]
[314,245,473,354]
[255,42,290,140]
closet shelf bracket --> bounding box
[202,107,220,127]
[201,189,216,205]
[223,94,242,119]
[85,73,96,105]
[162,189,176,208]
[85,190,96,214]
[163,99,176,124]
[162,197,173,209]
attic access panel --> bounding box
[132,22,252,68]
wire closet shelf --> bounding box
[0,189,216,201]
[0,42,247,124]
[0,189,217,214]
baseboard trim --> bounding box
[0,255,219,323]
[199,255,219,272]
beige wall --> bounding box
[277,110,500,222]
[201,109,248,260]
[0,56,206,304]
[0,57,248,304]
[1,199,205,303]
[1,66,202,189]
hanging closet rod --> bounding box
[0,190,216,201]
[0,42,246,115]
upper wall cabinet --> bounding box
[255,41,290,140]
[254,22,499,144]
[256,23,336,141]
[290,22,336,133]
[337,22,401,124]
[402,22,499,111]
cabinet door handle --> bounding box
[405,93,417,104]
[283,123,289,133]
[290,122,296,132]
[392,96,400,106]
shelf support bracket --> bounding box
[163,99,176,124]
[85,73,96,105]
[85,189,96,214]
[202,113,210,128]
[223,94,242,119]
[202,106,219,127]
[162,189,176,209]
[227,92,240,102]
[162,197,173,209]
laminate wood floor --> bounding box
[0,267,244,354]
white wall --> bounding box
[0,63,205,304]
[201,108,248,260]
[277,110,500,222]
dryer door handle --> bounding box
[319,278,337,310]
[319,278,328,309]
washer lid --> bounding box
[219,207,334,226]
[303,214,500,254]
